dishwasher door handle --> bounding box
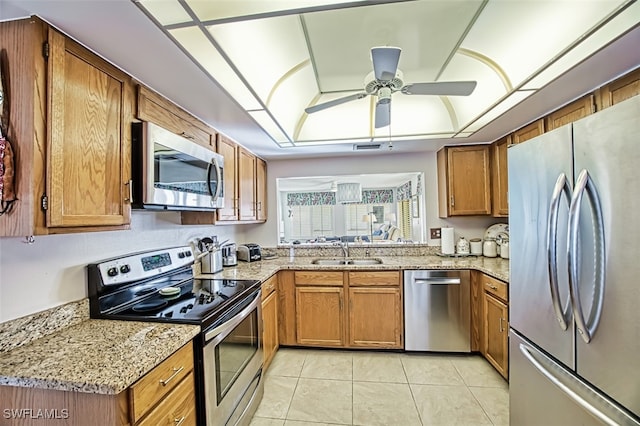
[413,278,461,285]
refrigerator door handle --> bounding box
[568,169,606,344]
[547,173,572,330]
[519,342,639,426]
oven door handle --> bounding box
[204,290,261,342]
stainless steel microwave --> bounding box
[131,121,224,211]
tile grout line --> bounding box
[400,356,425,426]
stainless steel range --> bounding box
[88,246,263,426]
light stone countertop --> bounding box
[0,252,506,395]
[199,254,510,283]
[0,319,200,394]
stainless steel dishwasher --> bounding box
[404,270,471,352]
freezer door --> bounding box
[510,330,639,426]
[571,95,640,418]
[508,125,574,368]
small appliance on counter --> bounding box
[221,243,237,267]
[238,243,262,262]
[197,236,224,274]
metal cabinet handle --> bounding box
[450,196,455,207]
[568,169,606,344]
[124,180,133,202]
[547,173,573,331]
[159,366,184,386]
[487,284,498,290]
[499,317,505,333]
[180,131,194,140]
[174,416,186,426]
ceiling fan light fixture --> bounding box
[377,87,392,104]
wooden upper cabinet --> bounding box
[216,135,239,221]
[136,85,214,148]
[512,119,544,144]
[491,136,509,217]
[0,18,135,236]
[256,157,267,222]
[437,145,491,217]
[47,28,133,229]
[546,95,594,131]
[597,67,640,110]
[238,147,257,221]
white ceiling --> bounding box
[2,0,639,160]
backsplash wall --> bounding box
[0,212,245,323]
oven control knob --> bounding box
[185,250,192,257]
[164,312,173,318]
[187,304,194,309]
[178,252,185,259]
[119,264,131,274]
[180,306,188,314]
[107,267,118,277]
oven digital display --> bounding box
[141,253,172,271]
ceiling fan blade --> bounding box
[374,102,390,128]
[305,92,368,114]
[371,46,401,81]
[401,81,477,96]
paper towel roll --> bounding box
[441,227,455,254]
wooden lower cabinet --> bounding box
[285,270,402,349]
[470,271,485,353]
[349,287,402,348]
[295,286,345,346]
[262,275,279,371]
[0,342,196,426]
[483,293,509,378]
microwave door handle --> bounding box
[213,158,223,201]
[206,162,215,197]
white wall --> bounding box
[0,150,507,323]
[0,211,246,323]
[248,151,507,247]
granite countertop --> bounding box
[200,254,510,283]
[0,252,506,395]
[0,319,200,394]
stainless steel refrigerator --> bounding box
[508,94,640,425]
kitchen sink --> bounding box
[310,258,383,265]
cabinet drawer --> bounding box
[138,372,196,426]
[261,274,277,300]
[348,271,400,286]
[483,275,508,302]
[294,271,343,286]
[129,342,194,423]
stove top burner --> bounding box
[132,299,168,312]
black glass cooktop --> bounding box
[98,277,260,328]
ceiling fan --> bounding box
[305,47,477,128]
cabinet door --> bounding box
[597,67,640,110]
[295,287,344,346]
[491,136,509,217]
[256,157,267,222]
[47,29,131,228]
[483,292,509,378]
[512,119,544,144]
[439,145,491,217]
[217,135,239,221]
[262,290,279,371]
[545,95,594,131]
[348,287,402,348]
[238,147,256,221]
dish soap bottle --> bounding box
[456,236,470,255]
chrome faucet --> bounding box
[335,241,349,258]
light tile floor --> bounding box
[251,348,509,426]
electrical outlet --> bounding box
[430,228,441,239]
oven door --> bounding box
[141,121,224,210]
[202,289,263,426]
